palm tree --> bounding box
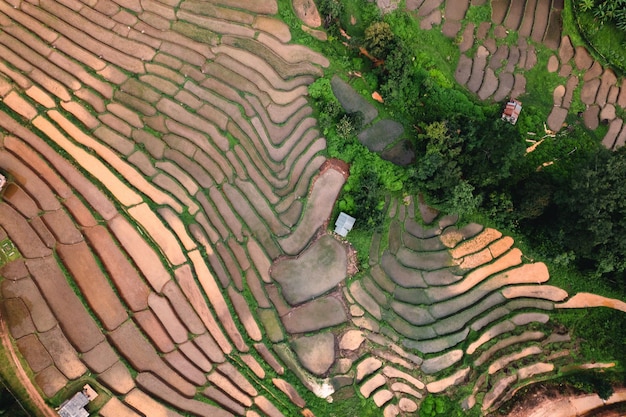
[579,0,594,12]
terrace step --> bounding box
[189,249,247,352]
[98,362,136,395]
[26,256,104,352]
[81,341,119,374]
[222,36,322,78]
[2,298,36,339]
[3,134,92,214]
[0,151,62,211]
[56,242,128,331]
[279,167,345,255]
[148,293,191,344]
[108,320,195,397]
[133,310,176,354]
[16,334,52,373]
[38,326,87,380]
[475,330,545,367]
[108,214,171,293]
[35,366,67,397]
[21,2,146,73]
[124,388,185,417]
[84,225,150,312]
[99,397,143,417]
[0,203,52,258]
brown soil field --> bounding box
[57,242,128,330]
[26,256,104,353]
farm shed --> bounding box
[502,99,523,125]
[334,212,356,237]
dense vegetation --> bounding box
[573,0,626,74]
[311,0,626,292]
[308,0,626,378]
[0,383,30,416]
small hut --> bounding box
[502,99,522,125]
[58,385,98,417]
[334,212,356,237]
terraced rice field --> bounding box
[1,1,626,417]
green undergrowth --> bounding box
[419,394,469,417]
[464,3,491,26]
[570,0,626,76]
[561,0,586,47]
[0,381,30,417]
[0,341,40,417]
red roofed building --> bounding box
[502,99,522,125]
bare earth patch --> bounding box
[271,235,347,305]
[556,292,626,312]
[278,167,346,255]
[293,0,321,28]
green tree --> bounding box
[448,181,483,218]
[552,147,626,286]
[363,21,395,59]
[415,120,464,202]
[308,77,343,134]
[336,114,356,139]
[316,0,343,24]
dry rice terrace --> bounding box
[0,0,625,417]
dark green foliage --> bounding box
[586,0,626,28]
[344,169,386,228]
[336,139,410,228]
[413,114,526,217]
[0,385,29,417]
[335,114,356,139]
[311,0,625,304]
[562,371,615,400]
[316,0,344,36]
[317,0,343,21]
[512,177,555,221]
[308,77,344,134]
[557,308,626,366]
[578,0,594,11]
[552,147,626,285]
[419,395,465,417]
[377,42,427,116]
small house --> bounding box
[502,99,522,125]
[58,385,97,417]
[334,212,355,237]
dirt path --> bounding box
[0,308,57,417]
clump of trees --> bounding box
[523,146,626,290]
[419,395,464,417]
[363,21,396,58]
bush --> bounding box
[419,395,465,417]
